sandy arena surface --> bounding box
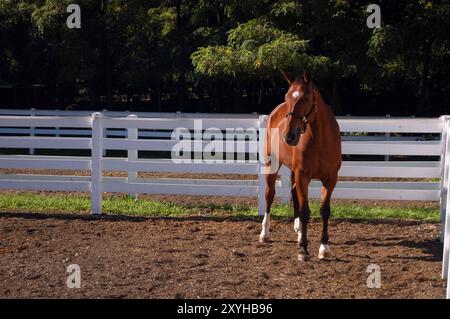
[0,212,445,299]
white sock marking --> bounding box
[297,231,302,243]
[260,212,270,239]
[294,217,300,232]
[318,244,330,259]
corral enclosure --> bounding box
[0,110,446,207]
[0,109,449,298]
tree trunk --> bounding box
[332,76,342,115]
[177,75,186,111]
[89,84,98,109]
[234,78,241,113]
[415,39,432,116]
[157,79,162,112]
[259,78,264,105]
[212,85,219,112]
[102,1,113,109]
[175,0,182,28]
[216,0,221,25]
[416,63,430,116]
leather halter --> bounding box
[285,90,318,134]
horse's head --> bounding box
[282,70,316,146]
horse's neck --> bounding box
[310,91,333,138]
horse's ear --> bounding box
[281,71,295,85]
[303,69,311,83]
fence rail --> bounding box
[0,111,449,298]
[0,112,446,206]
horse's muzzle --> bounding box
[284,130,301,146]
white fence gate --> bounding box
[0,111,449,298]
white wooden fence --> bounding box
[0,109,439,146]
[0,111,449,298]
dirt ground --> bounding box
[0,212,446,299]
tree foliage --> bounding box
[0,0,448,115]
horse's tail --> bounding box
[290,170,295,187]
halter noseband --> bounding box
[285,90,318,134]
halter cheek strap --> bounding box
[285,90,318,134]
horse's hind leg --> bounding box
[318,174,338,260]
[294,172,311,261]
[259,172,278,243]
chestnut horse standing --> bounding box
[259,70,342,261]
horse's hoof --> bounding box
[318,244,331,260]
[259,235,270,243]
[297,253,309,262]
[318,251,331,260]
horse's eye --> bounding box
[292,91,300,98]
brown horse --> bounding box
[259,70,342,261]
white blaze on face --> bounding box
[292,91,300,98]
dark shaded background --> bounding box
[0,0,448,116]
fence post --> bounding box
[345,114,351,161]
[91,112,103,215]
[102,109,108,157]
[127,114,138,199]
[29,108,36,155]
[385,114,390,161]
[280,172,290,205]
[447,262,450,298]
[55,109,60,138]
[258,115,268,217]
[441,118,450,280]
[440,116,449,243]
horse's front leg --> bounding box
[291,180,302,243]
[294,173,311,261]
[259,172,278,242]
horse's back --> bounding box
[264,102,288,161]
[267,102,288,128]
